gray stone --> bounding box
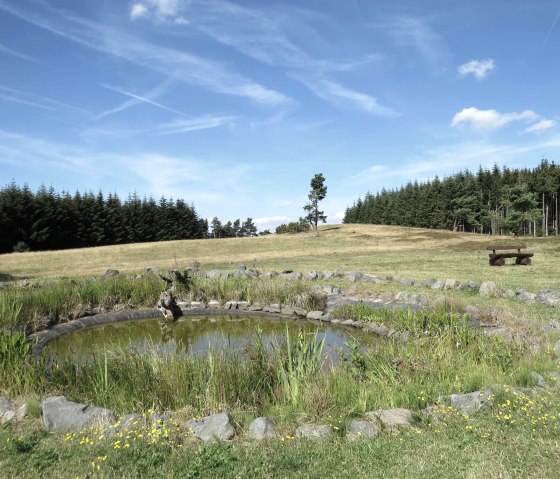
[102,269,119,278]
[295,424,333,439]
[346,420,379,441]
[248,417,278,439]
[292,307,308,317]
[20,278,30,287]
[449,390,493,415]
[186,412,235,441]
[306,271,320,280]
[15,404,27,421]
[542,320,559,335]
[266,304,282,313]
[346,272,364,282]
[458,281,481,291]
[0,397,13,416]
[502,289,515,298]
[189,301,205,309]
[282,272,303,280]
[531,371,547,389]
[363,274,385,284]
[237,301,249,311]
[431,279,445,290]
[516,289,537,303]
[41,396,115,432]
[322,271,334,279]
[2,410,15,423]
[479,281,500,297]
[207,300,221,309]
[444,279,460,290]
[206,270,222,279]
[536,290,560,308]
[306,311,324,320]
[395,277,415,286]
[262,271,279,279]
[223,301,238,310]
[365,408,412,429]
[248,304,264,311]
[281,305,296,316]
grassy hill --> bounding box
[2,224,559,292]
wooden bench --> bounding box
[487,245,533,266]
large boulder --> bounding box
[186,412,235,442]
[536,290,560,308]
[41,396,115,432]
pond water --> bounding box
[45,315,377,366]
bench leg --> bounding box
[489,257,505,266]
[516,257,531,265]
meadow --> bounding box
[1,224,560,478]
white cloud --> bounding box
[129,3,148,20]
[174,16,190,25]
[458,59,495,80]
[254,216,290,225]
[451,107,539,130]
[525,119,556,133]
[281,200,291,207]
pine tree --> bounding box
[303,173,327,234]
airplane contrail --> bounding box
[544,5,560,43]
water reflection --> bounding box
[46,315,376,366]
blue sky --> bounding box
[1,0,559,231]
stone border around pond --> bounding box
[28,299,416,359]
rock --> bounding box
[365,408,412,430]
[536,290,560,308]
[346,272,364,282]
[458,281,481,291]
[281,305,296,316]
[186,412,235,441]
[322,271,334,279]
[262,271,279,279]
[189,301,205,309]
[292,307,308,317]
[363,274,385,284]
[479,281,500,297]
[516,289,537,303]
[0,397,13,416]
[102,269,119,278]
[20,278,30,287]
[346,420,380,441]
[266,304,282,314]
[223,301,238,310]
[306,311,324,320]
[206,270,222,279]
[502,289,515,298]
[306,271,320,280]
[41,396,115,432]
[207,300,221,309]
[248,304,264,311]
[15,404,27,421]
[237,301,249,311]
[234,264,258,279]
[395,277,415,286]
[431,279,445,290]
[531,371,547,389]
[282,272,302,280]
[295,424,333,439]
[248,417,278,439]
[542,320,559,335]
[444,279,460,290]
[449,390,493,415]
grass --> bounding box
[1,224,560,477]
[1,224,560,292]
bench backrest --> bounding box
[486,245,527,251]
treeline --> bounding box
[210,216,258,238]
[344,159,560,236]
[275,218,310,234]
[0,182,208,253]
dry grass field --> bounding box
[2,224,559,292]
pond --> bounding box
[44,314,378,366]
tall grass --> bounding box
[0,276,326,333]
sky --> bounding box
[1,0,560,231]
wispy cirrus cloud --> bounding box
[0,0,289,106]
[381,15,450,70]
[292,74,399,117]
[0,84,89,115]
[96,82,188,119]
[156,114,237,135]
[0,42,40,63]
[129,0,188,24]
[525,119,556,133]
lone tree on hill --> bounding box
[304,173,327,234]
